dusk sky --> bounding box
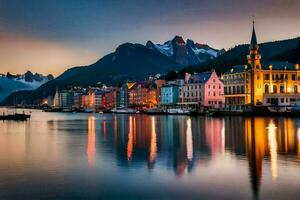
[0,0,299,76]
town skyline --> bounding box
[0,0,300,76]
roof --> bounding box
[162,83,179,88]
[224,65,246,74]
[251,24,257,45]
[225,62,297,74]
[261,61,296,70]
[188,71,212,84]
[126,82,136,90]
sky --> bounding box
[0,0,299,76]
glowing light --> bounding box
[186,118,193,161]
[127,116,134,161]
[267,120,278,180]
[297,128,300,160]
[149,117,157,163]
[287,87,291,93]
[221,119,225,154]
[87,116,96,166]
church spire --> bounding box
[251,17,258,45]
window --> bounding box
[280,85,284,93]
[273,85,277,93]
[280,74,284,80]
[265,84,269,94]
[281,98,284,103]
[294,85,298,93]
[292,74,296,80]
[241,85,245,93]
[265,74,270,80]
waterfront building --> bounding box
[52,89,74,109]
[116,83,133,109]
[101,88,117,109]
[59,90,74,109]
[128,81,159,108]
[160,84,179,106]
[73,92,82,109]
[178,70,224,109]
[53,89,60,108]
[223,21,300,109]
[154,79,166,103]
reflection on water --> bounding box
[1,110,300,199]
[267,120,278,180]
[87,116,95,166]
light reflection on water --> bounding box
[1,109,300,199]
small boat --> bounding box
[167,108,196,115]
[111,108,137,114]
[0,113,31,121]
[143,108,164,114]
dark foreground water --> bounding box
[1,109,300,199]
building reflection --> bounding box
[244,117,299,199]
[93,114,300,196]
[267,120,278,180]
[87,116,96,166]
[148,117,157,170]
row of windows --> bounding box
[224,73,244,80]
[224,85,245,94]
[208,101,223,105]
[264,74,300,81]
[265,84,298,93]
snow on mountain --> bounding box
[0,71,53,102]
[146,36,225,66]
[146,40,174,56]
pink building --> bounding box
[179,70,224,109]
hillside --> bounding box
[189,37,300,74]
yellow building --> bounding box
[223,21,300,109]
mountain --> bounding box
[146,36,225,66]
[2,37,300,106]
[1,43,179,105]
[0,71,53,102]
[188,37,300,74]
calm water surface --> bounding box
[1,109,300,199]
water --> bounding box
[1,109,300,199]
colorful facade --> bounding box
[179,70,224,109]
[223,21,300,108]
[160,84,179,105]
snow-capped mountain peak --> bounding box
[146,36,225,66]
[0,71,54,101]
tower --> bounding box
[247,18,263,106]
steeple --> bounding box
[251,18,257,45]
[247,17,261,67]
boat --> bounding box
[167,108,196,115]
[143,108,164,114]
[84,108,95,113]
[0,113,31,121]
[111,108,137,114]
